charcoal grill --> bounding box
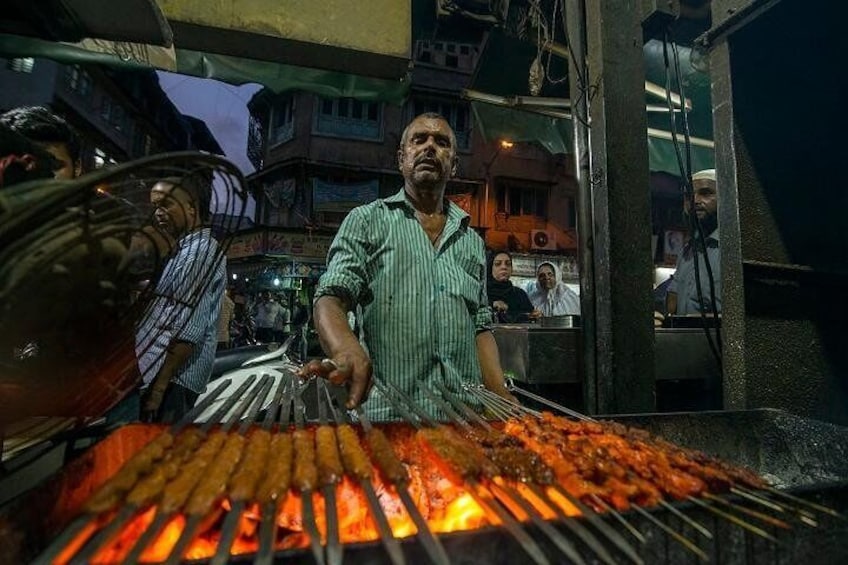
[2,374,847,565]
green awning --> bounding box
[0,33,410,104]
[471,100,714,175]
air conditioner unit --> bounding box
[530,229,557,251]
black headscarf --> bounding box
[486,251,515,302]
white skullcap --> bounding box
[692,169,716,182]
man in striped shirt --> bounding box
[307,113,512,420]
[136,172,226,422]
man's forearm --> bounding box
[148,340,195,393]
[314,295,360,356]
[475,330,508,394]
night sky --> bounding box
[157,71,261,217]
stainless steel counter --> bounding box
[492,325,721,384]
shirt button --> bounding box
[440,285,445,291]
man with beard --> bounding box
[304,113,513,419]
[135,173,226,422]
[665,169,721,316]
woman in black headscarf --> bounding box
[487,251,540,323]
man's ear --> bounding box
[450,155,459,177]
[397,149,404,171]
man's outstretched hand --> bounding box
[300,346,373,409]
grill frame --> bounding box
[3,406,848,564]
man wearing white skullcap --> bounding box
[665,169,721,316]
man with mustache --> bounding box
[665,169,721,316]
[305,113,512,419]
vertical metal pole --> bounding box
[563,0,597,413]
[567,0,656,413]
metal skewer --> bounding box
[293,377,326,565]
[121,374,264,565]
[320,380,407,565]
[211,375,289,565]
[730,486,818,527]
[658,499,714,539]
[630,504,710,562]
[352,400,449,565]
[375,379,551,565]
[589,494,647,544]
[702,492,791,530]
[163,375,274,565]
[420,383,592,564]
[687,496,779,543]
[34,378,235,565]
[316,379,343,565]
[254,373,297,565]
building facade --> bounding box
[244,35,579,266]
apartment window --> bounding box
[247,114,265,170]
[100,96,113,122]
[7,58,35,73]
[111,104,125,132]
[64,65,92,96]
[414,41,479,71]
[269,96,295,146]
[412,99,471,150]
[315,96,382,140]
[497,181,549,219]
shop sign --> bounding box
[227,232,263,258]
[266,232,333,258]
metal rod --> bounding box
[630,505,710,562]
[261,374,288,429]
[531,485,623,565]
[760,486,845,520]
[293,378,327,565]
[179,377,233,429]
[703,493,792,530]
[162,513,203,565]
[121,511,169,565]
[730,487,787,513]
[490,481,588,565]
[316,380,343,565]
[466,481,551,565]
[31,515,92,565]
[658,499,714,539]
[361,480,407,565]
[254,501,278,565]
[373,378,431,427]
[210,500,245,565]
[355,404,449,565]
[472,386,536,418]
[509,384,594,421]
[589,494,647,544]
[466,386,513,421]
[301,491,327,565]
[238,375,274,433]
[550,484,645,565]
[396,488,451,565]
[69,505,136,564]
[418,383,471,428]
[432,379,496,432]
[321,381,405,565]
[741,490,819,528]
[687,496,779,542]
[323,483,343,565]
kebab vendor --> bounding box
[303,113,514,419]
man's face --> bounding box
[397,116,457,189]
[150,181,195,237]
[43,142,76,180]
[492,253,513,282]
[537,265,556,290]
[686,178,718,221]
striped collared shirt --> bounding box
[316,188,492,421]
[136,228,226,394]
